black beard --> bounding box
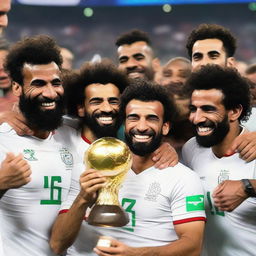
[125,129,162,156]
[19,93,64,132]
[82,111,120,139]
[195,115,230,148]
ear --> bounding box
[77,105,85,117]
[162,121,170,136]
[12,82,22,97]
[152,58,161,73]
[227,57,236,68]
[228,104,243,122]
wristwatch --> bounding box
[241,179,256,197]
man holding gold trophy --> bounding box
[50,79,206,256]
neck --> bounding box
[212,122,241,158]
[33,130,51,139]
[131,153,155,174]
[81,126,97,143]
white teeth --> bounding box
[41,102,55,107]
[198,127,212,132]
[134,135,150,139]
[99,117,112,121]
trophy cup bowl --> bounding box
[84,137,132,227]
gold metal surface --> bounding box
[84,137,132,226]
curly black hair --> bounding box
[186,24,237,59]
[5,34,62,85]
[115,29,151,47]
[65,59,130,117]
[185,64,251,122]
[119,79,177,124]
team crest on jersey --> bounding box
[59,148,73,166]
[144,182,161,202]
[23,149,38,161]
[218,170,229,184]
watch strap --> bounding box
[241,179,256,197]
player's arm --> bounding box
[152,142,178,169]
[50,169,106,255]
[0,111,33,135]
[0,152,31,195]
[226,131,256,162]
[213,179,256,211]
[94,221,205,256]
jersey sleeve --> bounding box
[59,161,83,213]
[170,167,206,224]
[181,137,197,168]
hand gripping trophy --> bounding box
[84,137,132,227]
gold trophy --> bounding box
[84,137,132,227]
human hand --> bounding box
[0,152,32,190]
[79,169,107,205]
[226,131,256,162]
[152,142,178,169]
[212,180,248,212]
[0,111,33,136]
[94,238,135,256]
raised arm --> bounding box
[50,169,106,255]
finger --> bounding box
[80,177,106,190]
[9,115,34,136]
[11,154,27,166]
[80,173,105,184]
[239,146,256,162]
[4,152,16,162]
[212,184,223,196]
[245,152,256,162]
[80,169,100,178]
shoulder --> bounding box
[0,123,17,135]
[181,137,207,167]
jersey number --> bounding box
[40,176,62,205]
[207,191,224,216]
[122,198,136,232]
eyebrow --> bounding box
[30,78,61,85]
[208,50,221,55]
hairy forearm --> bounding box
[50,194,90,254]
[136,238,200,256]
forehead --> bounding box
[22,62,61,81]
[192,38,225,54]
[164,60,191,72]
[117,41,153,57]
[191,89,224,106]
[85,83,120,98]
[1,0,11,12]
[126,99,164,117]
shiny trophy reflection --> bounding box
[84,137,131,227]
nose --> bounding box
[125,59,138,70]
[42,84,58,99]
[136,118,148,132]
[0,15,8,29]
[101,101,113,113]
[189,109,205,125]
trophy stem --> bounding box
[87,205,129,227]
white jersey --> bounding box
[182,137,256,256]
[61,162,206,256]
[0,123,74,256]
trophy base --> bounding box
[87,205,129,227]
